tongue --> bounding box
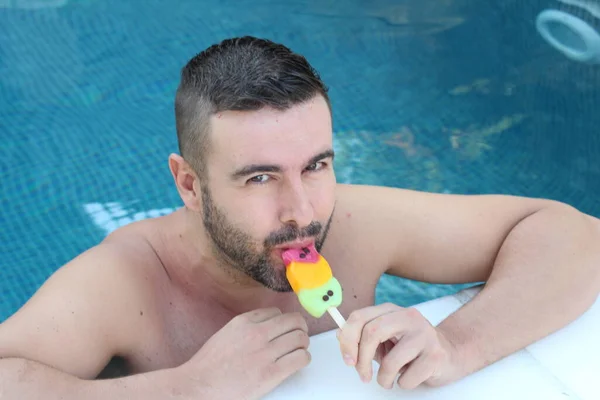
[282,243,319,265]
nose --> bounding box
[278,179,314,228]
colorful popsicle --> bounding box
[282,244,346,327]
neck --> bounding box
[163,207,292,315]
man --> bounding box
[0,36,599,399]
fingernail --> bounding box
[361,373,371,383]
[343,354,355,366]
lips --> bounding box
[281,243,319,265]
[278,239,315,250]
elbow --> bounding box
[523,200,600,296]
[549,202,600,309]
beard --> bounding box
[200,186,333,292]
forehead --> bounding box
[208,96,332,171]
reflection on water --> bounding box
[304,0,465,37]
[445,114,527,161]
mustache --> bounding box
[264,221,322,247]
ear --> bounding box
[168,153,202,212]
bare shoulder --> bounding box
[332,183,579,282]
[334,182,561,234]
[335,182,556,210]
[0,221,167,379]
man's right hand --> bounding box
[181,308,311,400]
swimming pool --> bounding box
[1,0,599,322]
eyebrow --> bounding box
[231,149,335,180]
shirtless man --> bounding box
[1,36,599,400]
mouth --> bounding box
[275,238,316,251]
[268,238,319,268]
[275,240,320,266]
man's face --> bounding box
[200,95,336,292]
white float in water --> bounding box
[536,8,600,64]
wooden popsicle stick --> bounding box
[327,307,346,328]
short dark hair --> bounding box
[174,36,331,179]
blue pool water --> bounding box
[1,0,600,322]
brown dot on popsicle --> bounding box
[327,290,333,296]
[322,295,329,301]
[299,253,306,259]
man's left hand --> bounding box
[336,303,460,390]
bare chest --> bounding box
[126,270,378,375]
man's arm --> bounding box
[0,241,190,399]
[0,357,186,399]
[336,184,600,383]
[432,201,600,380]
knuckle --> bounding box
[301,317,309,332]
[291,327,303,337]
[248,310,264,320]
[292,312,308,330]
[405,307,422,321]
[231,312,249,324]
[298,331,310,349]
[428,348,446,364]
[278,312,307,332]
[250,324,270,343]
[254,307,281,320]
[263,307,282,319]
[271,307,283,315]
[362,321,379,340]
[347,310,362,324]
[368,322,379,334]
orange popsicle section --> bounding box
[286,255,332,292]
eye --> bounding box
[247,174,270,184]
[305,161,326,172]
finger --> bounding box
[264,312,309,342]
[272,348,312,381]
[269,329,310,362]
[356,311,405,382]
[398,363,410,375]
[244,307,282,323]
[338,303,399,366]
[397,352,437,390]
[377,334,424,389]
[374,337,399,364]
[260,349,311,398]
